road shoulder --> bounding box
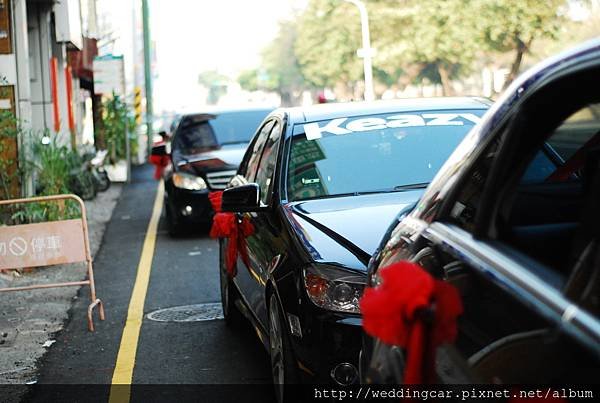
[0,185,122,386]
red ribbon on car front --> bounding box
[208,191,254,278]
[359,261,463,384]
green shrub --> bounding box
[0,133,82,225]
[103,94,137,164]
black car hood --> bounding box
[283,190,423,271]
[175,143,247,174]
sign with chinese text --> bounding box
[93,54,125,96]
[0,219,87,270]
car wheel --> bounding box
[269,293,299,403]
[219,240,244,327]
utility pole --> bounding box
[344,0,375,102]
[142,0,154,159]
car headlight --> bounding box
[303,265,366,314]
[172,172,207,191]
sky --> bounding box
[97,0,307,113]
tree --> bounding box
[238,20,308,106]
[386,0,480,95]
[475,0,565,88]
[367,1,416,87]
[295,0,363,96]
[102,94,135,164]
[251,0,570,99]
[294,0,481,96]
[198,70,229,105]
[238,69,259,92]
[261,21,306,105]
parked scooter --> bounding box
[89,149,110,192]
[72,148,110,200]
[69,161,97,201]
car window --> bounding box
[520,148,559,184]
[496,104,600,280]
[244,120,275,182]
[448,137,501,233]
[255,121,282,205]
[519,104,600,185]
[547,104,600,161]
[287,110,485,202]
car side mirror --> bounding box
[149,144,169,167]
[151,143,167,157]
[222,183,261,212]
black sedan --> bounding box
[361,39,600,386]
[214,98,490,399]
[151,107,272,235]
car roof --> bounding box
[281,97,492,124]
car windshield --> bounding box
[172,110,270,156]
[172,120,218,155]
[210,110,271,145]
[287,109,486,201]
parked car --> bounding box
[151,107,273,235]
[216,98,490,400]
[361,39,600,386]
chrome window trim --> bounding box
[425,222,600,356]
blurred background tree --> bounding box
[198,70,229,105]
[475,0,565,88]
[102,95,136,164]
[239,20,306,105]
[385,0,479,95]
[237,0,598,101]
[295,0,363,99]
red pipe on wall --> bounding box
[50,57,60,133]
[65,65,75,134]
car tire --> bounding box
[219,240,244,328]
[269,293,299,403]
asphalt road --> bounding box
[27,165,274,402]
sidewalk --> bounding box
[0,185,122,385]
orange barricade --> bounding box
[0,194,105,331]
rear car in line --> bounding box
[151,107,273,235]
[216,98,491,401]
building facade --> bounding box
[0,0,98,198]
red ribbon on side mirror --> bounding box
[149,141,170,180]
[208,191,254,278]
[360,260,463,384]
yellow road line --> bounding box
[109,181,164,403]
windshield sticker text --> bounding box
[303,113,482,140]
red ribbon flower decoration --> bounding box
[359,261,463,384]
[148,141,170,180]
[208,191,254,278]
